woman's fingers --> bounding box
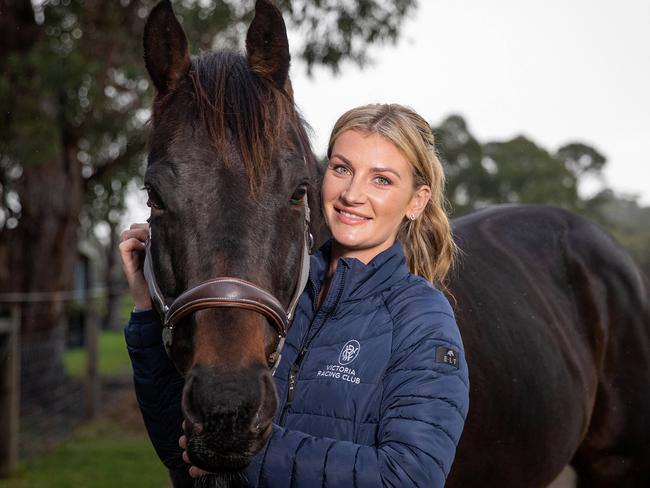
[118,238,146,276]
[118,223,153,311]
[119,224,150,273]
[120,226,149,244]
[119,237,146,253]
[180,440,210,478]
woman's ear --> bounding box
[408,185,432,219]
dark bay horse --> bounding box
[141,1,650,486]
[141,0,325,483]
[448,205,650,487]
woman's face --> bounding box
[322,129,430,264]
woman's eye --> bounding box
[332,164,351,175]
[374,175,391,186]
[290,185,307,205]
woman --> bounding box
[120,103,469,486]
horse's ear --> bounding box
[143,0,190,94]
[246,0,290,89]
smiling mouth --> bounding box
[336,208,371,221]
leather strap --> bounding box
[165,276,288,334]
[143,237,168,319]
[287,199,311,321]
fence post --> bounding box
[0,305,20,478]
[84,299,100,419]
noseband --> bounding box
[143,197,312,375]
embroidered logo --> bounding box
[435,346,460,369]
[338,340,361,365]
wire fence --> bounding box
[0,289,135,470]
[18,323,86,459]
[0,308,19,476]
[0,286,109,303]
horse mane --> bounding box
[188,51,306,194]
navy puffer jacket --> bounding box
[125,240,469,486]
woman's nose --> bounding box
[341,176,366,204]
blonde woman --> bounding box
[121,103,469,486]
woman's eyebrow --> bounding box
[371,166,402,180]
[330,154,402,180]
[330,153,352,165]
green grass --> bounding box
[0,419,168,488]
[64,331,132,377]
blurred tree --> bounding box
[584,190,650,278]
[434,114,487,214]
[434,115,650,277]
[436,115,586,215]
[482,137,579,209]
[556,142,607,179]
[0,0,416,399]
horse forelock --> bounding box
[183,51,303,195]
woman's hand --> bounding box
[180,421,210,478]
[119,223,153,311]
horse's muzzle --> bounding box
[182,365,278,472]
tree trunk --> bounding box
[102,221,124,331]
[14,106,82,406]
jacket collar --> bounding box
[307,239,409,303]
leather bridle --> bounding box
[143,196,312,376]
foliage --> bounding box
[276,0,416,72]
[434,114,650,276]
[0,0,417,234]
[64,330,133,377]
[435,114,591,215]
[584,190,650,277]
[0,419,166,488]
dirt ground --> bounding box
[102,376,150,433]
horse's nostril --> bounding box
[249,370,278,434]
[181,371,203,425]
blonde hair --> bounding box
[327,103,457,290]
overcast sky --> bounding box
[126,0,650,226]
[289,0,650,205]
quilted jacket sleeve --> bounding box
[124,310,188,477]
[248,292,470,487]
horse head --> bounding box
[142,0,321,475]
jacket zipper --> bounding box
[279,265,347,426]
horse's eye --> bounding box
[144,185,165,211]
[290,185,307,205]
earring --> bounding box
[408,213,416,221]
